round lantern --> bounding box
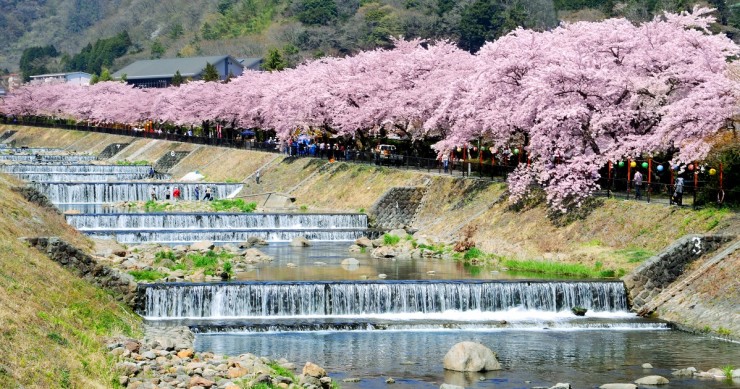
[709,168,717,176]
[513,148,520,155]
[640,162,647,169]
[618,161,625,168]
[672,164,680,170]
[630,161,637,168]
[657,165,664,172]
[688,164,694,171]
[457,147,461,152]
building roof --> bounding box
[112,56,242,80]
[29,72,91,78]
[238,57,264,70]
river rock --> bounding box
[189,375,215,388]
[733,369,740,378]
[641,363,653,369]
[440,384,464,389]
[386,377,396,384]
[671,367,696,376]
[243,248,273,263]
[378,273,387,279]
[634,375,669,385]
[341,258,360,266]
[303,361,327,378]
[115,361,140,375]
[372,246,396,258]
[291,236,312,247]
[699,368,726,378]
[247,236,268,246]
[443,341,501,372]
[348,244,362,252]
[549,384,571,389]
[599,384,637,389]
[190,240,215,251]
[388,229,407,238]
[355,237,373,247]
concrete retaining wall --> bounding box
[623,234,733,312]
[369,186,426,229]
[98,143,130,159]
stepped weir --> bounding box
[31,182,243,203]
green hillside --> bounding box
[0,174,141,387]
[2,0,739,75]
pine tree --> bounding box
[172,70,184,87]
[261,48,287,72]
[202,63,220,82]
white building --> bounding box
[29,72,92,86]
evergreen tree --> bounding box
[202,63,220,82]
[261,48,287,71]
[151,40,166,59]
[172,70,184,86]
[100,68,113,82]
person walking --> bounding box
[173,186,181,201]
[150,186,157,201]
[256,170,261,184]
[203,186,212,201]
[442,153,450,174]
[633,170,643,200]
[194,185,200,201]
[673,176,684,206]
[165,186,171,201]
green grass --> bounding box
[47,332,69,346]
[463,247,484,261]
[154,250,176,262]
[718,327,732,336]
[211,199,257,213]
[722,365,735,379]
[502,259,596,278]
[383,234,401,246]
[115,160,149,166]
[128,270,166,281]
[615,246,655,263]
[300,205,308,212]
[267,362,295,380]
[186,250,233,276]
[144,200,171,212]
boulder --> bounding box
[641,363,653,369]
[303,362,327,378]
[372,246,396,258]
[701,368,726,378]
[599,385,637,389]
[388,229,407,238]
[190,241,215,251]
[549,384,571,389]
[634,375,669,385]
[440,384,465,389]
[355,237,373,247]
[243,248,273,263]
[247,236,268,246]
[290,236,312,247]
[443,341,501,372]
[671,367,696,376]
[341,258,360,267]
[348,244,362,252]
[177,349,194,359]
[189,375,215,388]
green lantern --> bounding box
[641,162,648,169]
[513,148,520,155]
[618,161,625,168]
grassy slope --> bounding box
[0,173,141,388]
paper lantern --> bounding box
[618,161,625,167]
[709,168,717,176]
[513,148,520,155]
[630,161,637,168]
[688,164,694,171]
[657,165,664,172]
[457,147,461,152]
[641,162,648,169]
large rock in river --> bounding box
[290,236,312,247]
[190,240,215,251]
[443,341,501,372]
[634,376,669,385]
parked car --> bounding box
[374,144,404,166]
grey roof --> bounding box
[112,56,242,80]
[29,72,91,78]
[237,57,263,70]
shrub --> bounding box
[463,247,484,261]
[211,199,257,213]
[383,234,400,245]
[129,270,166,281]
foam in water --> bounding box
[0,164,154,174]
[141,281,629,320]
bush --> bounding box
[211,199,257,212]
[383,234,400,245]
[129,270,166,281]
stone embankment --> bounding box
[623,234,739,339]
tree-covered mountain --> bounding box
[2,0,739,75]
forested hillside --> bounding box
[2,0,739,75]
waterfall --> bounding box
[0,154,97,162]
[85,228,369,243]
[31,182,243,203]
[67,213,368,230]
[0,164,155,174]
[10,172,152,182]
[141,281,629,319]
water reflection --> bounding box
[197,330,740,389]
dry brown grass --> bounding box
[1,125,89,148]
[0,174,141,388]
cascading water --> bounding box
[0,154,97,162]
[0,164,155,174]
[10,172,154,181]
[31,182,243,203]
[140,280,629,319]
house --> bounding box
[237,57,264,71]
[29,72,92,86]
[112,55,244,88]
